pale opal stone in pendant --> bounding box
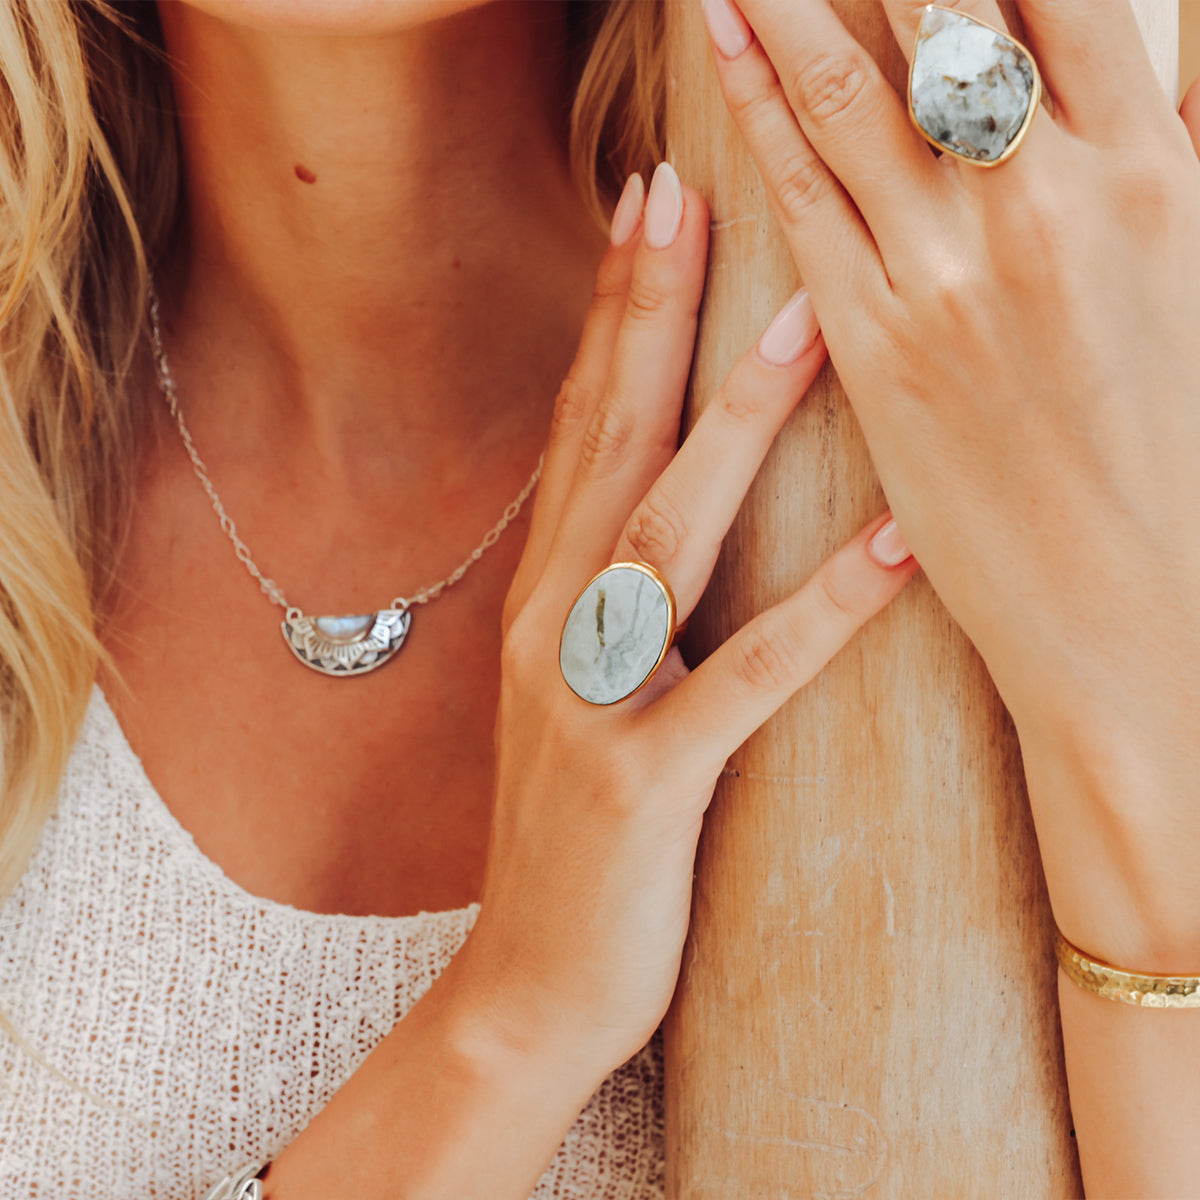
[560,565,673,705]
[284,608,410,676]
[315,613,375,643]
[910,7,1036,164]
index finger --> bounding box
[707,0,945,266]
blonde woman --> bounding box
[0,2,1195,1199]
[0,0,916,1194]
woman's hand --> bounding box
[698,2,1200,1193]
[702,0,1200,969]
[265,159,916,1200]
[265,162,916,1200]
[458,161,916,1079]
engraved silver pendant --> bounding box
[282,609,411,676]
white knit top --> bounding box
[0,687,663,1197]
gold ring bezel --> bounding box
[558,560,678,706]
[906,4,1043,169]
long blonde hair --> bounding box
[0,0,665,898]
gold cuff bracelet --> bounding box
[1054,929,1200,1009]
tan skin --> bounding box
[95,5,920,1195]
[101,0,604,917]
[93,0,1200,1195]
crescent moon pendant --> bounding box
[281,609,412,677]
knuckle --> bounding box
[1005,179,1066,241]
[500,594,519,637]
[1110,161,1184,239]
[548,374,592,445]
[914,257,984,327]
[732,619,802,693]
[500,577,531,639]
[591,765,648,822]
[813,556,866,624]
[624,489,688,567]
[773,151,836,223]
[714,377,770,428]
[623,275,674,324]
[590,263,630,311]
[791,49,874,126]
[579,400,634,477]
[726,72,787,133]
[500,610,540,681]
[983,174,1072,262]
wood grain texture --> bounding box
[1184,0,1200,96]
[662,3,1177,1195]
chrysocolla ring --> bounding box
[907,4,1042,167]
[559,561,678,705]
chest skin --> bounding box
[100,444,532,919]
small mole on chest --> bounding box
[294,164,317,184]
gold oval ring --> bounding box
[559,561,681,706]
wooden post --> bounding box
[662,5,1178,1196]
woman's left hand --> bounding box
[701,0,1200,971]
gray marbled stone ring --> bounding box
[908,5,1042,167]
[559,561,679,705]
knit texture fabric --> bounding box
[0,688,664,1197]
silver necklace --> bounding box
[147,284,542,677]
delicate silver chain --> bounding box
[147,282,542,615]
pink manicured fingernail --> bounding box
[644,161,684,249]
[757,288,820,366]
[701,0,752,59]
[610,173,645,247]
[868,517,912,568]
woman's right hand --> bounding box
[455,162,919,1079]
[264,163,917,1200]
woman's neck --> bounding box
[154,0,604,483]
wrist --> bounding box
[1016,701,1200,973]
[443,928,631,1090]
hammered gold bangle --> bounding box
[1054,929,1200,1009]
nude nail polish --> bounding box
[610,173,645,247]
[644,162,684,249]
[868,518,912,567]
[701,0,752,59]
[757,289,819,366]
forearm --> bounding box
[1018,703,1200,1196]
[1059,978,1200,1196]
[262,946,610,1200]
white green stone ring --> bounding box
[908,5,1042,167]
[559,561,678,705]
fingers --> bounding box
[610,288,827,619]
[542,162,711,597]
[699,0,885,300]
[1012,0,1175,141]
[507,174,644,625]
[884,0,1168,150]
[709,0,944,264]
[650,512,918,765]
